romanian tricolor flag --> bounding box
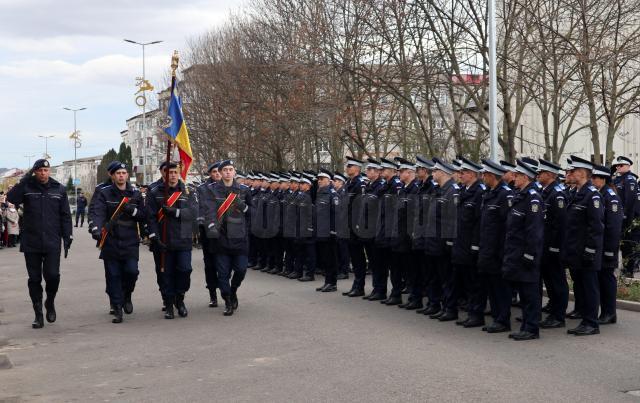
[164,79,193,180]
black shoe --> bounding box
[298,275,315,282]
[109,304,116,315]
[429,310,445,319]
[223,296,234,316]
[422,305,441,316]
[540,316,565,329]
[362,292,375,300]
[176,294,188,317]
[32,301,44,329]
[342,289,355,296]
[267,267,281,274]
[260,266,272,273]
[566,310,582,320]
[336,273,349,280]
[572,325,600,336]
[348,289,365,297]
[278,270,290,277]
[455,318,469,326]
[438,311,458,321]
[398,301,410,308]
[463,317,485,328]
[541,303,552,313]
[209,289,218,308]
[485,322,510,333]
[44,297,56,323]
[404,301,423,310]
[288,273,302,280]
[598,314,617,325]
[123,293,133,315]
[515,316,522,322]
[400,287,410,295]
[416,306,430,314]
[112,305,123,323]
[509,331,539,340]
[368,293,386,301]
[321,285,337,292]
[164,300,175,319]
[230,290,239,310]
[383,296,402,306]
[316,284,329,292]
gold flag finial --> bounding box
[171,51,179,77]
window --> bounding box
[139,157,144,166]
[146,137,153,147]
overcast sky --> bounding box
[0,0,244,169]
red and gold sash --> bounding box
[157,191,182,222]
[217,192,238,221]
[99,196,129,249]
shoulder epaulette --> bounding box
[607,188,616,196]
[528,188,537,195]
[588,185,598,192]
[554,184,564,192]
[502,185,511,191]
[479,183,487,190]
[453,183,460,189]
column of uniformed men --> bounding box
[6,153,638,338]
[246,154,636,340]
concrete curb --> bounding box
[544,290,640,313]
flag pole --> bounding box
[160,51,179,273]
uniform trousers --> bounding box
[162,250,192,300]
[511,280,541,334]
[540,251,568,321]
[572,269,600,328]
[200,227,218,293]
[103,259,138,306]
[483,272,512,326]
[317,238,338,285]
[216,253,248,296]
[348,239,367,291]
[24,252,60,303]
[598,266,617,318]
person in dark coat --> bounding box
[333,172,351,280]
[391,158,421,309]
[536,159,569,329]
[147,162,198,319]
[343,156,368,297]
[562,156,605,336]
[592,165,623,325]
[315,169,340,292]
[7,159,73,329]
[197,162,221,308]
[501,160,544,340]
[75,192,88,227]
[294,177,316,281]
[424,158,460,321]
[147,161,170,310]
[360,158,386,300]
[477,159,514,333]
[451,158,486,327]
[613,156,638,278]
[283,174,301,278]
[202,160,252,316]
[89,162,144,323]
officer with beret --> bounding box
[147,162,198,319]
[342,156,368,297]
[424,158,460,320]
[613,156,638,278]
[315,168,340,292]
[89,162,144,323]
[501,160,544,340]
[147,161,171,310]
[201,160,252,316]
[197,161,221,308]
[478,159,514,333]
[592,165,623,325]
[563,156,604,336]
[7,159,73,329]
[452,158,486,327]
[535,159,569,329]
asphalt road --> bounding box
[1,233,640,402]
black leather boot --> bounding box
[164,299,175,319]
[44,295,57,323]
[123,292,133,315]
[112,305,123,323]
[176,294,188,317]
[230,288,239,310]
[223,296,234,316]
[32,301,44,329]
[208,289,218,308]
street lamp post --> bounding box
[63,107,86,205]
[38,135,55,159]
[124,39,163,184]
